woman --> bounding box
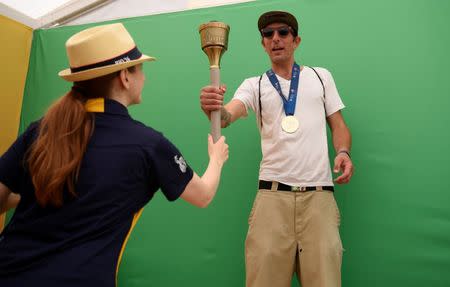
[0,23,228,286]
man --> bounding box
[200,10,353,287]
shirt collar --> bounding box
[85,98,129,116]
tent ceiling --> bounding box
[1,0,72,19]
[0,0,254,29]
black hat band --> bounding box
[70,46,142,73]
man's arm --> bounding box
[220,99,246,128]
[327,111,354,184]
[200,86,247,128]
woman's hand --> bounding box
[208,134,229,166]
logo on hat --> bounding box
[115,56,131,64]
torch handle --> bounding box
[210,67,221,143]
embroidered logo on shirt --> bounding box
[174,155,187,173]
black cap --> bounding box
[257,11,298,36]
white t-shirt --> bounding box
[233,66,345,186]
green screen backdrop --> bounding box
[16,0,450,286]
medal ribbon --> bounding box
[266,63,300,116]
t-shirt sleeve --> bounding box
[232,77,259,114]
[0,123,37,194]
[317,68,345,116]
[150,136,194,201]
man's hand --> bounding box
[200,85,226,119]
[333,153,354,184]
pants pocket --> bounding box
[248,192,262,226]
[326,191,341,227]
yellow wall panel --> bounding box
[0,15,32,231]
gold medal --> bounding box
[281,116,299,133]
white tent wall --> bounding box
[65,0,189,26]
[65,0,254,27]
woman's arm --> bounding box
[180,135,229,208]
[0,182,20,214]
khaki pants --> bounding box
[245,189,343,287]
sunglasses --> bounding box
[260,26,292,39]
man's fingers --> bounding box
[200,86,224,113]
[200,97,223,105]
[333,157,343,173]
[201,86,225,94]
[200,92,224,110]
[202,105,222,112]
[334,175,344,184]
[200,90,224,112]
[334,156,353,184]
[334,174,349,184]
[200,99,222,111]
[200,92,224,100]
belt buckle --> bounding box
[291,186,306,192]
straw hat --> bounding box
[58,23,155,82]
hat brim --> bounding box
[58,54,155,82]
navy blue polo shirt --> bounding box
[0,98,193,286]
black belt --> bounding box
[258,180,334,192]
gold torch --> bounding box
[199,21,230,142]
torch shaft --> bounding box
[210,67,221,143]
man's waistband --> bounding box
[258,180,334,192]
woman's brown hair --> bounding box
[27,69,130,207]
